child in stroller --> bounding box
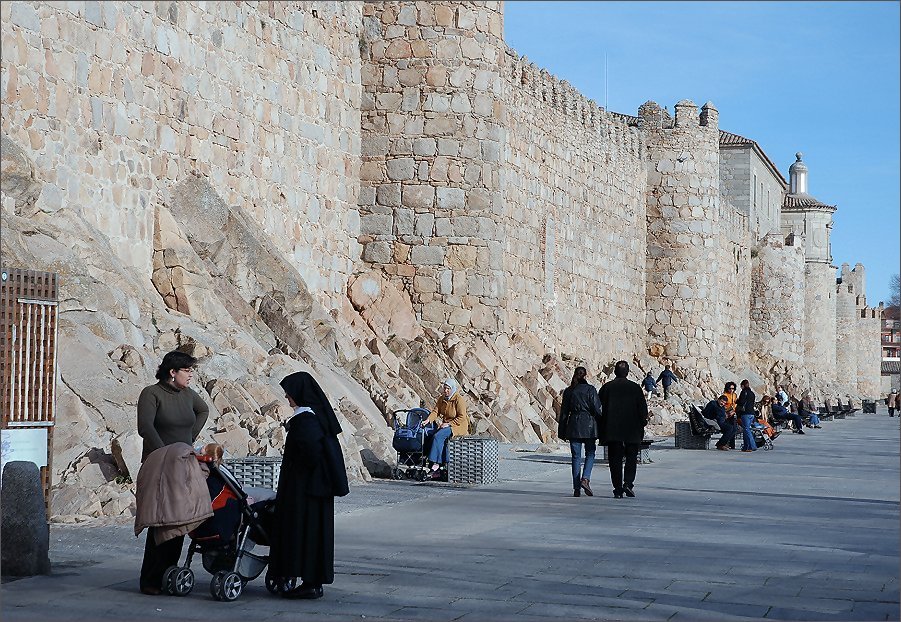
[391,407,441,481]
[748,416,775,450]
[157,447,294,601]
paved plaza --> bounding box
[2,410,899,621]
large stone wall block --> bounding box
[402,185,436,209]
[410,245,445,266]
[436,187,466,210]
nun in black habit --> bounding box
[270,371,348,600]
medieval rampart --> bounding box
[500,51,647,361]
[715,201,752,367]
[1,1,363,305]
[357,1,506,333]
[749,234,806,367]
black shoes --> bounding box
[580,478,593,497]
[613,489,623,498]
[573,488,580,497]
[623,484,635,498]
[283,584,324,600]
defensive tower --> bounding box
[641,99,721,379]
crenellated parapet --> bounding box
[502,47,641,157]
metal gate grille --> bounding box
[1,268,58,512]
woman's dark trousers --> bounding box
[140,530,184,590]
[607,441,639,493]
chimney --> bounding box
[789,152,808,194]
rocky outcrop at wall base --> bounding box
[2,143,630,521]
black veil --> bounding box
[280,371,343,436]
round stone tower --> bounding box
[835,263,859,388]
[642,100,722,379]
[358,1,506,332]
[782,152,838,383]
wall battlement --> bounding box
[502,47,641,156]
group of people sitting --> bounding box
[701,382,821,453]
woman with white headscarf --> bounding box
[423,378,468,479]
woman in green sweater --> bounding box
[137,350,209,595]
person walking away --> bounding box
[887,390,898,417]
[737,379,758,452]
[599,361,649,498]
[703,395,736,451]
[271,371,349,600]
[423,378,469,479]
[642,372,657,398]
[136,350,209,595]
[558,366,602,497]
[656,365,678,400]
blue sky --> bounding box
[504,1,900,305]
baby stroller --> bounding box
[391,407,436,481]
[747,418,775,450]
[159,459,294,601]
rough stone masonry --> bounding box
[0,1,882,520]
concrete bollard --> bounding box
[1,461,51,576]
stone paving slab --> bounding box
[2,411,899,621]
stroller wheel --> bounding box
[211,570,243,602]
[161,566,178,595]
[391,467,404,480]
[170,567,195,596]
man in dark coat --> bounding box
[736,379,758,452]
[598,361,649,498]
[271,371,348,600]
[703,394,736,450]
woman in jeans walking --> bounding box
[558,367,602,497]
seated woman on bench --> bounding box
[423,378,469,479]
[798,394,822,428]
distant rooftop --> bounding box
[783,193,837,212]
[718,130,787,186]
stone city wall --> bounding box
[500,51,647,361]
[715,200,752,368]
[835,281,859,389]
[1,1,363,306]
[357,1,506,333]
[855,306,882,397]
[803,261,837,382]
[749,233,806,367]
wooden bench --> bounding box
[675,405,717,450]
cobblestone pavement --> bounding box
[3,410,899,621]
